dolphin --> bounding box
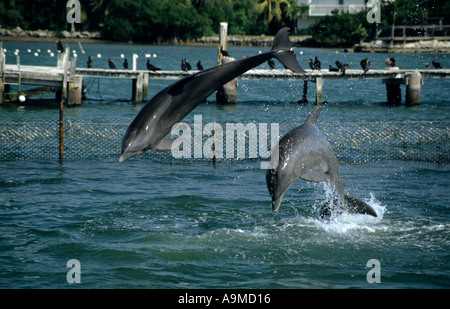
[266,106,377,217]
[119,27,305,162]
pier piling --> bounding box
[405,71,422,106]
[315,77,323,104]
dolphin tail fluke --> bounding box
[271,27,305,73]
[344,193,378,217]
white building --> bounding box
[297,0,369,29]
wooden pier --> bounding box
[1,44,450,106]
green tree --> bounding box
[308,9,369,46]
[257,0,290,25]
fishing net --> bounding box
[0,118,448,163]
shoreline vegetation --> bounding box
[2,27,449,54]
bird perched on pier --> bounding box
[220,47,230,57]
[268,59,275,69]
[335,60,343,70]
[123,58,128,69]
[87,55,93,68]
[196,60,204,70]
[328,65,339,72]
[308,59,315,70]
[185,59,192,70]
[385,57,396,68]
[340,63,349,75]
[108,59,116,69]
[314,57,321,70]
[432,60,442,69]
[181,59,187,71]
[360,58,371,74]
[146,59,161,71]
[57,40,64,53]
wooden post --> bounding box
[143,72,149,100]
[67,55,82,106]
[132,73,144,103]
[59,46,70,163]
[315,77,323,104]
[216,57,237,104]
[384,79,402,105]
[217,22,228,64]
[216,22,237,104]
[405,71,422,106]
[67,75,83,106]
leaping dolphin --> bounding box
[266,107,377,217]
[119,27,305,162]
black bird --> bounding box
[328,65,339,72]
[108,59,116,69]
[432,60,442,69]
[385,57,396,67]
[360,58,371,73]
[181,59,187,71]
[87,55,92,68]
[196,60,204,70]
[314,57,321,70]
[335,60,343,70]
[268,59,275,69]
[308,59,315,70]
[123,58,128,69]
[57,40,64,53]
[146,59,161,71]
[340,63,349,75]
[220,48,230,57]
[184,58,192,70]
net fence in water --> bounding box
[0,118,449,163]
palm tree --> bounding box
[257,0,291,25]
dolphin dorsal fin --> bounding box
[305,106,323,125]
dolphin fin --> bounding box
[305,106,323,125]
[271,27,305,73]
[153,138,175,152]
[343,193,378,217]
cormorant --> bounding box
[196,60,204,70]
[181,59,187,71]
[146,59,161,71]
[87,55,92,68]
[328,65,339,72]
[220,48,230,57]
[268,59,275,69]
[108,59,116,69]
[57,40,64,53]
[185,58,192,70]
[123,58,128,69]
[335,60,343,70]
[432,60,442,69]
[340,63,349,75]
[385,57,396,67]
[360,58,371,73]
[308,59,315,70]
[314,57,321,70]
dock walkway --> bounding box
[1,45,449,105]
